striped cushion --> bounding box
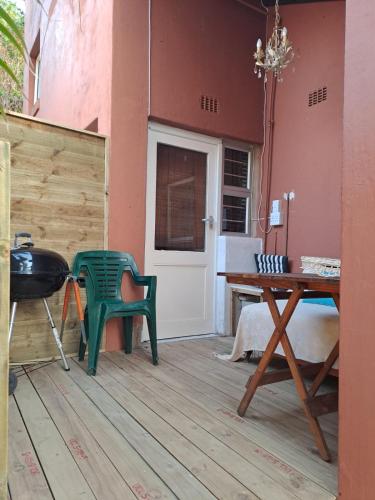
[254,254,289,273]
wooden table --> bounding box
[218,272,340,461]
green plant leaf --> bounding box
[0,57,20,87]
[0,5,26,50]
[0,22,25,59]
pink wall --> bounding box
[262,2,345,271]
[106,0,150,351]
[24,0,113,134]
[150,0,266,144]
[24,0,266,350]
[24,0,149,351]
[340,0,375,497]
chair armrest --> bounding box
[132,274,156,299]
[133,274,154,284]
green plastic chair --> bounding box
[71,251,158,375]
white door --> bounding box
[144,123,220,340]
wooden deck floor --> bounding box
[8,337,338,500]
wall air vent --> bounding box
[200,95,219,113]
[308,87,327,107]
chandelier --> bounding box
[254,0,294,82]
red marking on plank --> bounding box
[216,408,245,423]
[21,451,40,475]
[131,483,162,499]
[57,384,70,396]
[254,448,304,483]
[68,438,88,460]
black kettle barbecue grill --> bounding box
[9,233,71,373]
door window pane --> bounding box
[155,144,207,251]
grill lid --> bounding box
[10,232,69,300]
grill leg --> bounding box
[43,298,70,371]
[8,302,17,344]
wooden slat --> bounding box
[0,141,10,500]
[96,357,294,500]
[167,336,339,435]
[39,363,182,499]
[8,339,338,498]
[0,113,107,364]
[13,375,95,499]
[0,117,105,159]
[247,363,324,387]
[46,362,212,500]
[305,393,339,418]
[219,272,340,294]
[140,344,338,492]
[28,369,137,500]
[68,361,256,499]
[156,342,338,445]
[309,342,340,397]
[102,353,334,500]
[7,397,52,499]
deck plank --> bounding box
[130,345,337,494]
[8,396,52,500]
[28,368,137,500]
[188,336,338,398]
[165,338,338,435]
[103,353,334,500]
[97,357,297,500]
[46,362,214,500]
[8,338,338,499]
[69,360,257,500]
[154,342,338,451]
[13,374,96,499]
[109,350,338,495]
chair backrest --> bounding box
[72,251,139,302]
[254,253,289,273]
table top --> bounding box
[218,272,340,294]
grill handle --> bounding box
[13,232,34,249]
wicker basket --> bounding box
[301,256,341,277]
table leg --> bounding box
[266,290,331,461]
[237,287,303,417]
[309,293,340,397]
[309,341,339,397]
[332,293,340,310]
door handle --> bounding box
[202,216,214,228]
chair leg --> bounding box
[147,316,158,365]
[122,316,133,354]
[78,306,89,361]
[87,307,106,376]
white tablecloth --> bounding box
[217,300,339,368]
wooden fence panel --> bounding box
[0,113,107,363]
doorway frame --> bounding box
[144,121,223,340]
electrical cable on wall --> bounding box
[256,79,271,234]
[253,0,294,248]
[256,76,277,235]
[256,2,273,236]
[285,194,290,256]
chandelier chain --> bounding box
[274,0,280,29]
